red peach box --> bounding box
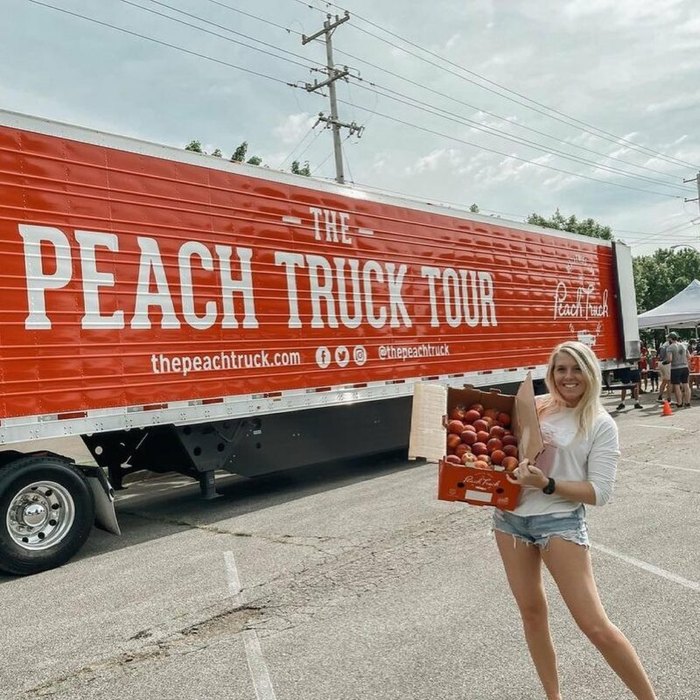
[437,461,521,510]
[409,373,543,511]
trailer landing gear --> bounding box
[198,471,220,500]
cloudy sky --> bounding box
[3,0,700,255]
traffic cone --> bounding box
[661,400,673,416]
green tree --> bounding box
[291,160,311,177]
[231,142,248,162]
[211,148,222,158]
[184,140,204,153]
[633,248,700,312]
[527,209,613,240]
[229,141,263,166]
[468,203,480,213]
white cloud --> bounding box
[562,0,684,25]
[272,113,316,145]
[646,94,700,114]
[406,148,465,175]
[444,34,461,52]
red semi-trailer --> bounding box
[0,110,639,574]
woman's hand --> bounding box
[506,459,549,489]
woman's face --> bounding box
[552,351,587,407]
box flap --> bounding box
[513,373,544,462]
[408,382,447,461]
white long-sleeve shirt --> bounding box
[513,404,620,516]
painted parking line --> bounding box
[620,457,699,473]
[223,551,277,700]
[591,543,700,593]
[242,630,278,700]
[224,550,243,598]
[626,423,687,432]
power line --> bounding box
[200,0,294,35]
[301,0,699,171]
[27,0,292,86]
[332,47,690,185]
[348,81,692,194]
[109,2,692,194]
[615,220,700,244]
[277,121,323,169]
[333,99,685,200]
[118,0,321,73]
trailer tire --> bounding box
[0,456,95,576]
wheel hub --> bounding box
[6,481,76,551]
[21,501,48,528]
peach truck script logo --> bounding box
[463,473,500,489]
[553,282,609,321]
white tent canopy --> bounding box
[637,279,700,330]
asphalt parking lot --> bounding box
[0,390,698,699]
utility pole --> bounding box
[302,11,363,184]
[684,172,700,213]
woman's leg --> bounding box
[494,531,561,699]
[542,539,656,699]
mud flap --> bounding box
[81,466,121,536]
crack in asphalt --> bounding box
[22,605,264,698]
[118,508,350,553]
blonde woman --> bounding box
[492,341,656,700]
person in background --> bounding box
[667,331,691,408]
[638,343,649,393]
[647,350,659,394]
[616,363,642,411]
[492,341,657,700]
[688,341,700,398]
[656,338,672,403]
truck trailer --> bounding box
[0,110,639,575]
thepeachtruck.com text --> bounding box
[150,350,302,377]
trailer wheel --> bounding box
[0,456,95,576]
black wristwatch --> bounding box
[542,477,556,495]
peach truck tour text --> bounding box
[18,220,498,332]
[17,206,609,335]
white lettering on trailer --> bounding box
[19,225,73,330]
[307,254,339,328]
[131,237,181,329]
[21,224,498,333]
[75,230,125,329]
[215,244,259,329]
[274,253,411,329]
[364,260,386,329]
[20,225,260,331]
[178,241,216,330]
[334,257,362,328]
[386,262,412,328]
[477,271,497,326]
[150,349,302,376]
[309,206,352,244]
[275,251,304,329]
[553,281,609,321]
[421,266,497,328]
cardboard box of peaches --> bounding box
[408,373,544,511]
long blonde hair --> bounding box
[538,341,603,436]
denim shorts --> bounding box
[492,505,589,549]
